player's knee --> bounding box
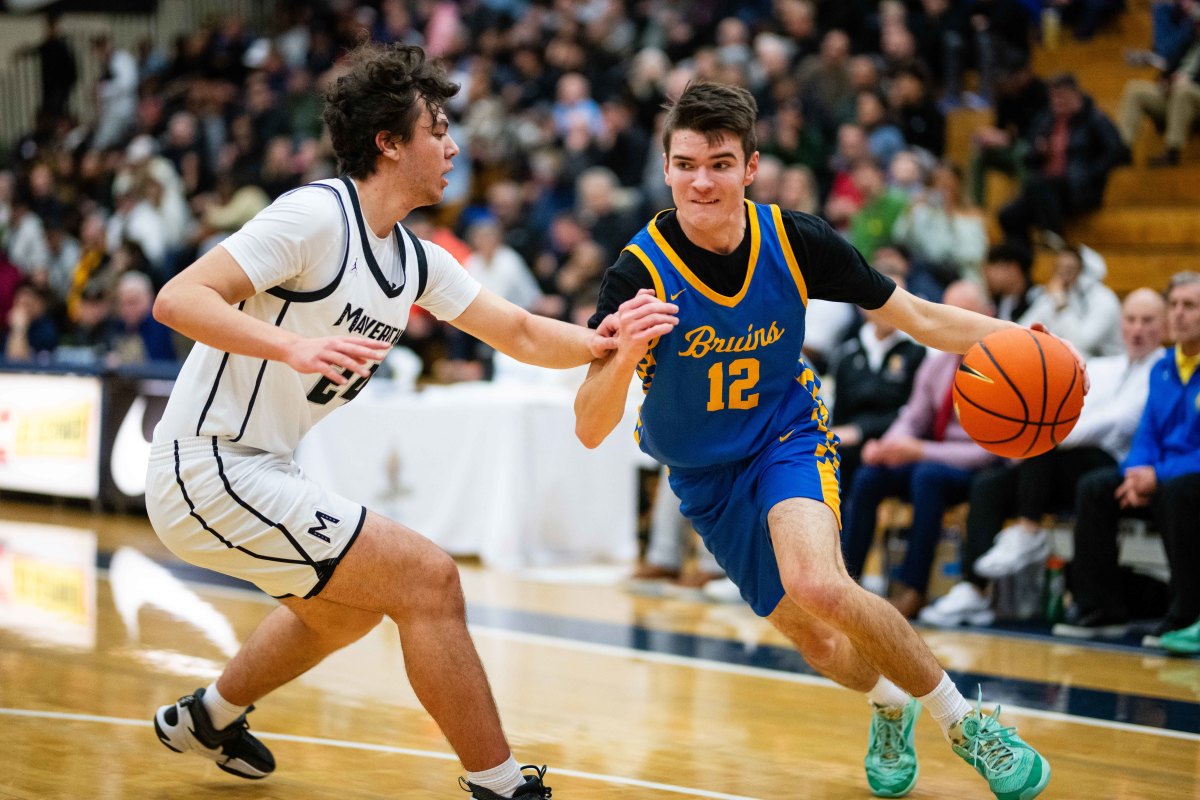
[797,631,841,671]
[404,548,464,617]
[781,573,850,621]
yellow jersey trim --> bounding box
[770,203,808,306]
[624,244,666,301]
[624,244,666,385]
[817,458,842,528]
[646,200,761,308]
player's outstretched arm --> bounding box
[872,286,1016,354]
[449,287,617,368]
[155,245,388,384]
[575,290,678,448]
[874,286,1091,394]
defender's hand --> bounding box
[590,313,620,359]
[285,335,392,385]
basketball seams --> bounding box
[953,384,1041,426]
[979,340,1031,424]
[1049,355,1081,445]
[954,329,1084,458]
[954,382,1079,443]
[1019,330,1050,457]
[1026,329,1049,427]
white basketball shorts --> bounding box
[146,435,366,598]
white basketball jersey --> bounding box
[155,177,480,454]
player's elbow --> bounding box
[575,422,606,450]
[574,406,610,449]
[152,284,180,328]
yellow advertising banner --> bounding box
[14,402,93,459]
[0,373,102,498]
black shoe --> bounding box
[1052,607,1130,639]
[153,687,275,779]
[461,764,552,798]
[1148,148,1180,168]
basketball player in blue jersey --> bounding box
[576,82,1064,799]
[144,44,637,799]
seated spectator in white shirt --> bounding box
[920,287,1167,626]
[1018,244,1123,357]
[465,218,543,311]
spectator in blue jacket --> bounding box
[1054,271,1200,639]
[111,271,176,364]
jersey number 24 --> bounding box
[307,363,381,406]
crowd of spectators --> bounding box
[0,0,1135,376]
[1,0,1196,643]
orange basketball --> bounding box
[952,328,1085,459]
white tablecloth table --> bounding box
[295,381,646,570]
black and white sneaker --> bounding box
[153,687,275,779]
[460,764,552,798]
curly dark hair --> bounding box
[661,81,758,161]
[322,43,460,179]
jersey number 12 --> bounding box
[706,358,760,411]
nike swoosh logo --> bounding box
[670,288,687,301]
[112,396,152,496]
[957,363,994,384]
[779,429,795,443]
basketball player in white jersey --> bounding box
[145,43,670,800]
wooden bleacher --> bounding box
[945,0,1200,295]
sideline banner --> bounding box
[0,373,103,498]
[99,374,172,510]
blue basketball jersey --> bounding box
[628,200,829,468]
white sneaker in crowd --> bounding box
[973,525,1050,579]
[918,582,996,626]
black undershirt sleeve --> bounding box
[588,249,654,329]
[780,210,897,309]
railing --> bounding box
[0,0,267,153]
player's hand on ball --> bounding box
[1029,322,1090,395]
[286,335,391,384]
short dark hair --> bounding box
[322,43,459,178]
[985,241,1033,275]
[661,81,758,161]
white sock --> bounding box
[866,676,910,711]
[466,755,523,798]
[201,681,248,731]
[918,672,973,739]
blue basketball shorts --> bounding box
[668,424,841,617]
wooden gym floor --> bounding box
[0,499,1196,799]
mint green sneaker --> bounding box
[951,693,1050,800]
[1160,619,1200,655]
[865,698,920,797]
